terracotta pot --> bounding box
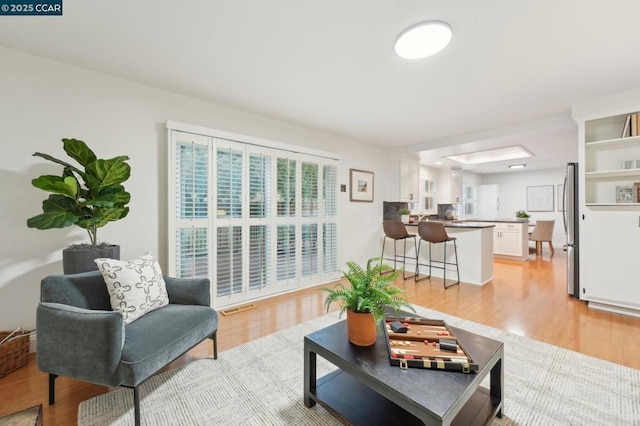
[346,309,377,346]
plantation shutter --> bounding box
[322,162,339,276]
[301,161,319,217]
[169,121,340,307]
[323,164,338,217]
[216,143,244,299]
[301,223,318,278]
[277,157,296,217]
[170,131,210,278]
[248,149,273,292]
[276,224,296,285]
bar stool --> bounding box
[415,221,460,288]
[381,220,417,280]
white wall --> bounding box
[481,168,567,246]
[0,46,395,331]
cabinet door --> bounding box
[400,158,420,202]
[498,230,522,256]
[581,209,640,307]
[450,169,462,203]
[493,229,501,253]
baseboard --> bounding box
[588,301,640,318]
[29,331,37,353]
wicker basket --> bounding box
[0,329,31,378]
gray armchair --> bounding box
[36,271,219,426]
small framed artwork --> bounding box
[616,185,634,203]
[349,169,374,202]
[527,185,554,212]
[621,160,634,170]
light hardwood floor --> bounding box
[2,250,639,424]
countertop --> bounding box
[404,220,495,229]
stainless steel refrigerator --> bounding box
[564,162,580,298]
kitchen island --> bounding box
[384,221,495,286]
[469,219,530,261]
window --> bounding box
[420,177,437,212]
[248,153,271,218]
[216,147,243,218]
[276,224,296,284]
[460,184,477,217]
[277,157,296,217]
[301,162,319,217]
[172,132,210,279]
[169,124,339,308]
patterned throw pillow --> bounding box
[94,252,169,324]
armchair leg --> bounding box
[134,386,141,426]
[48,374,58,405]
[212,332,218,360]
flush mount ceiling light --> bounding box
[394,20,453,60]
[445,146,533,165]
[508,164,526,169]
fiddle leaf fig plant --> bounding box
[27,138,131,247]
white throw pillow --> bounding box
[94,252,169,324]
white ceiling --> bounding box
[2,0,640,174]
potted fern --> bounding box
[27,138,131,273]
[398,208,411,223]
[324,257,414,346]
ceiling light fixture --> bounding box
[508,164,526,169]
[445,146,533,165]
[394,20,453,60]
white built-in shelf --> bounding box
[585,135,640,147]
[585,202,640,206]
[585,168,640,179]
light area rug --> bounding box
[78,306,640,426]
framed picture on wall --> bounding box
[526,185,554,212]
[349,169,374,202]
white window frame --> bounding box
[419,175,437,213]
[167,121,340,308]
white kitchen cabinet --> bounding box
[575,104,640,316]
[450,168,462,203]
[581,209,640,313]
[492,222,528,261]
[399,158,420,203]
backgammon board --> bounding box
[383,316,479,373]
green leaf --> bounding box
[76,216,104,228]
[98,185,131,206]
[27,211,78,229]
[32,175,78,198]
[86,159,131,191]
[42,194,77,212]
[95,207,129,228]
[32,152,85,177]
[81,194,117,207]
[62,138,97,167]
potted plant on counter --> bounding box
[398,208,411,223]
[324,257,415,346]
[515,210,531,221]
[27,138,131,274]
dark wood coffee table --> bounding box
[304,319,503,425]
